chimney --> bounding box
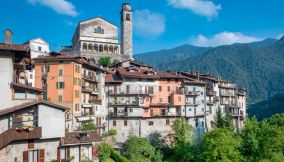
[4,29,12,44]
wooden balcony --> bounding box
[0,127,42,149]
[82,74,98,82]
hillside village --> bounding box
[0,3,247,162]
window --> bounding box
[195,120,198,127]
[175,79,178,83]
[14,90,26,99]
[201,121,204,127]
[178,96,181,101]
[29,74,33,79]
[75,65,80,73]
[129,108,133,112]
[113,120,116,126]
[126,13,131,21]
[167,86,170,92]
[159,86,162,92]
[75,103,80,111]
[159,98,163,103]
[149,121,154,126]
[148,86,154,94]
[28,150,38,162]
[74,78,81,86]
[42,65,49,73]
[56,82,65,89]
[38,46,42,51]
[95,26,104,34]
[58,95,63,102]
[167,79,170,83]
[201,91,204,95]
[75,90,80,98]
[166,119,170,125]
[60,149,66,160]
[124,120,127,126]
[59,69,63,76]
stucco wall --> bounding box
[0,53,13,109]
[38,104,65,139]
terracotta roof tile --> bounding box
[0,43,29,52]
[105,74,123,83]
[0,100,68,116]
[60,131,101,146]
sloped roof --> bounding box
[11,82,45,93]
[0,43,29,52]
[0,100,68,116]
[60,131,101,146]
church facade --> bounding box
[61,3,133,61]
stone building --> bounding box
[61,3,133,62]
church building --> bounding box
[61,3,133,61]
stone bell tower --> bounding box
[121,3,133,60]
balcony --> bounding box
[108,90,149,96]
[186,102,200,106]
[82,74,98,82]
[89,99,102,105]
[0,127,42,149]
[185,91,199,96]
[219,84,237,89]
[82,86,99,95]
[220,92,235,97]
[109,100,139,106]
[109,112,128,117]
[207,100,214,105]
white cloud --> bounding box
[134,9,165,38]
[168,0,221,19]
[190,31,262,47]
[64,20,76,26]
[27,0,78,17]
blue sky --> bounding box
[0,0,284,54]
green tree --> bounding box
[80,120,96,131]
[240,117,260,161]
[112,59,121,66]
[198,128,243,162]
[99,56,111,67]
[123,136,155,162]
[172,117,194,145]
[214,108,234,130]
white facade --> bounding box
[25,38,49,59]
[0,52,13,109]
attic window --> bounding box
[95,26,104,34]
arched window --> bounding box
[114,46,118,54]
[126,13,131,21]
[88,44,93,51]
[109,46,114,53]
[82,43,87,51]
[94,26,104,34]
[104,45,108,53]
[99,44,103,52]
[94,44,98,52]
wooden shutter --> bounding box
[23,151,29,162]
[67,147,70,159]
[39,149,45,162]
[57,149,60,161]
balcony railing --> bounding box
[0,127,42,149]
[219,84,237,89]
[186,102,201,106]
[207,100,214,105]
[89,99,102,105]
[82,74,98,82]
[109,100,139,106]
[82,86,99,94]
[220,92,235,97]
[108,90,148,96]
[109,112,128,117]
[185,91,200,96]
